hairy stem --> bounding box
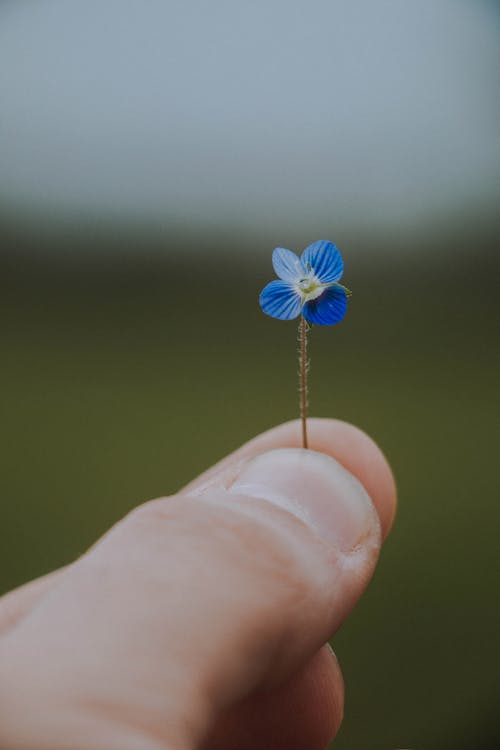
[298,315,309,449]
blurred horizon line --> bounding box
[1,192,499,264]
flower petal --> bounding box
[272,247,305,282]
[302,285,347,326]
[259,280,303,321]
[301,240,343,283]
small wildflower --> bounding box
[259,240,350,325]
[259,240,351,448]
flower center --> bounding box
[296,275,325,302]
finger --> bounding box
[0,418,395,638]
[183,417,397,539]
[123,448,380,741]
[0,447,383,750]
[0,537,344,749]
[203,645,343,750]
[0,423,396,750]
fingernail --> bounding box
[229,448,377,552]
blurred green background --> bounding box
[1,225,499,749]
[1,1,500,748]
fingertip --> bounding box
[183,417,397,540]
[244,419,397,540]
[203,645,344,750]
[307,418,397,540]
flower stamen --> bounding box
[296,275,325,302]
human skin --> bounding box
[0,418,396,750]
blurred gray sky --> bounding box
[0,0,498,241]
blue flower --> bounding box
[259,240,350,325]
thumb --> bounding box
[183,447,382,706]
[0,446,384,750]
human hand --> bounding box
[0,418,396,750]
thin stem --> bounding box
[298,315,309,449]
